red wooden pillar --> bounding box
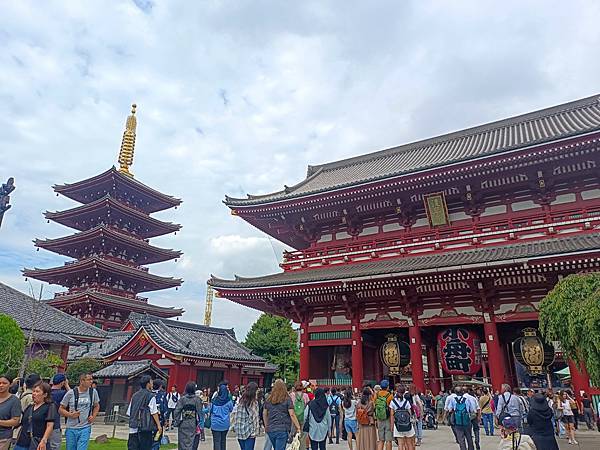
[299,321,310,381]
[167,364,179,391]
[483,320,505,392]
[351,320,364,390]
[426,344,441,394]
[568,360,590,400]
[409,324,425,392]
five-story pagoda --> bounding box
[24,105,184,329]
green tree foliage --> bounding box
[539,273,600,385]
[66,358,102,385]
[244,314,299,382]
[26,352,64,379]
[0,313,26,377]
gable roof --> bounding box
[70,314,265,364]
[0,282,107,343]
[93,359,167,379]
[225,94,600,207]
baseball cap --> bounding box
[52,373,66,384]
[380,379,389,389]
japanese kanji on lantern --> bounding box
[512,327,555,375]
[380,334,411,375]
[438,327,482,375]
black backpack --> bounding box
[392,398,412,433]
[329,396,339,416]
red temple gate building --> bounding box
[210,95,600,397]
[24,105,183,329]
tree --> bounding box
[66,358,102,385]
[0,313,26,377]
[26,352,64,379]
[244,314,299,382]
[539,272,600,386]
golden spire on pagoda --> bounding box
[118,103,137,177]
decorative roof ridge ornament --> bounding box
[118,103,137,177]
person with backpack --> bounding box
[151,380,168,450]
[290,381,309,450]
[355,387,376,450]
[304,388,332,450]
[478,388,494,436]
[374,380,393,450]
[48,374,69,450]
[126,375,162,450]
[341,389,357,450]
[408,385,424,447]
[326,388,341,445]
[495,384,525,433]
[20,374,41,412]
[447,387,476,450]
[14,382,57,450]
[165,385,180,431]
[173,382,204,450]
[58,373,99,450]
[389,386,416,450]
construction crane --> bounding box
[204,285,214,326]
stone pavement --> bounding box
[90,423,600,449]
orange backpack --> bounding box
[356,405,371,425]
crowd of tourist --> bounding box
[1,371,599,450]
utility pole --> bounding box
[0,177,15,229]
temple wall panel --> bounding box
[418,308,443,319]
[310,317,328,326]
[331,315,350,325]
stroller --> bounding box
[423,407,438,430]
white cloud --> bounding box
[1,0,600,339]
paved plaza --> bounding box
[90,423,600,449]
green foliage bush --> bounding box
[66,357,102,385]
[539,272,600,385]
[0,314,25,377]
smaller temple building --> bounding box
[0,281,106,367]
[70,313,276,411]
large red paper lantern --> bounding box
[438,327,482,376]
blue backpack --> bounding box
[453,396,470,427]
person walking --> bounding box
[341,389,357,450]
[48,374,69,450]
[463,388,481,450]
[290,381,309,450]
[20,374,41,412]
[173,382,204,450]
[232,382,260,450]
[165,385,179,431]
[59,373,100,450]
[494,384,525,432]
[478,388,494,436]
[434,391,446,425]
[526,393,558,450]
[581,393,595,430]
[375,380,393,450]
[210,382,235,450]
[558,391,578,445]
[263,380,301,450]
[304,388,332,450]
[14,382,56,450]
[355,387,376,450]
[126,375,162,450]
[0,374,21,450]
[408,385,423,447]
[447,387,475,450]
[389,386,416,450]
[326,388,341,445]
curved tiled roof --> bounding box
[226,94,600,206]
[209,232,600,289]
[68,331,134,360]
[93,359,166,379]
[0,282,106,341]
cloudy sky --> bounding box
[1,0,599,338]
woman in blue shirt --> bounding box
[210,383,234,450]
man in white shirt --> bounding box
[463,388,481,450]
[127,375,161,450]
[165,385,180,430]
[446,387,477,450]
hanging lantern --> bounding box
[380,334,410,375]
[513,327,555,375]
[438,327,482,376]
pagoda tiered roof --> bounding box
[45,195,181,238]
[209,231,600,290]
[53,167,182,213]
[49,290,183,318]
[34,225,182,264]
[225,94,600,207]
[23,257,182,293]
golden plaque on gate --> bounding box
[424,192,450,228]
